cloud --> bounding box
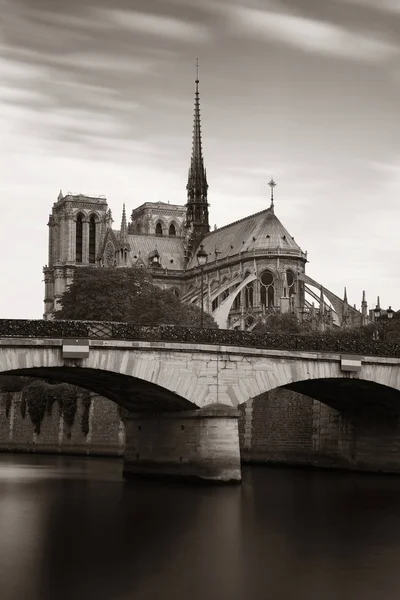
[225,6,399,62]
[100,9,211,42]
[56,53,153,74]
[336,0,400,14]
[369,160,400,202]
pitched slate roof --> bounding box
[114,233,186,270]
[187,208,304,268]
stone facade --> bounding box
[129,202,186,237]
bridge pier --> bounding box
[123,404,241,484]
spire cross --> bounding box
[268,178,276,207]
[196,58,199,82]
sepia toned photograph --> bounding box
[1,0,400,599]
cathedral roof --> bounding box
[131,201,185,213]
[117,233,186,270]
[187,207,305,268]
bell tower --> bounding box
[43,191,109,318]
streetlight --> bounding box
[196,244,208,328]
[373,305,394,340]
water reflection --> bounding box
[1,456,400,599]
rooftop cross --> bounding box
[268,178,276,209]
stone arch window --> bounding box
[244,271,253,308]
[260,270,275,308]
[75,213,83,264]
[171,288,180,297]
[286,270,296,296]
[245,282,254,308]
[89,215,96,264]
[169,223,176,237]
[155,222,163,236]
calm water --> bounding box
[1,455,400,600]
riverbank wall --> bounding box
[1,389,400,474]
[0,391,125,456]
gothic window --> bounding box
[244,271,253,309]
[286,270,296,296]
[260,270,275,308]
[245,282,254,308]
[151,253,160,268]
[169,223,176,237]
[155,222,163,236]
[172,288,180,297]
[89,215,96,264]
[76,214,83,264]
[212,297,219,311]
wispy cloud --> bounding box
[100,9,211,42]
[225,6,399,62]
[336,0,400,14]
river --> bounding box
[1,454,400,600]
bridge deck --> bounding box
[0,319,399,359]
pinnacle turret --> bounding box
[185,59,209,238]
[120,204,128,244]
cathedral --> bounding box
[43,74,369,331]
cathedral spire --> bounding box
[120,203,128,245]
[185,59,209,238]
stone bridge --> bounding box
[1,319,400,483]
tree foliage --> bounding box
[327,318,400,343]
[253,313,313,334]
[21,380,79,435]
[54,267,217,328]
[0,375,33,393]
[252,311,400,341]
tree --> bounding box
[54,267,217,328]
[253,313,313,334]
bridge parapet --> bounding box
[1,319,400,358]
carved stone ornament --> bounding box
[73,202,106,211]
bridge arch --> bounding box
[282,377,400,416]
[1,366,196,413]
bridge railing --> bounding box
[1,319,400,358]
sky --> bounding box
[1,0,400,319]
